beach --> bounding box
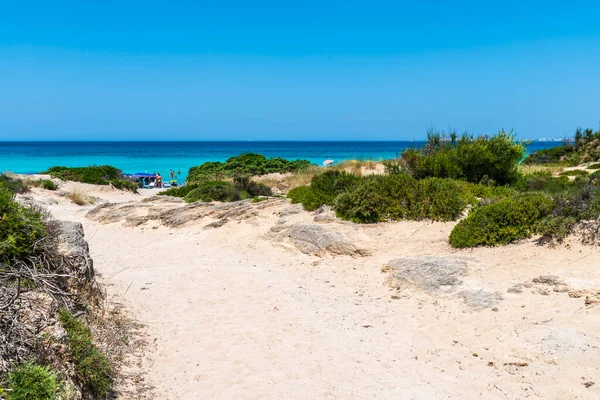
[20,180,600,399]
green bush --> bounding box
[58,310,112,398]
[159,177,271,201]
[334,175,473,223]
[511,171,588,194]
[309,171,361,205]
[523,127,600,165]
[287,186,322,211]
[402,130,525,185]
[44,166,137,192]
[109,179,138,193]
[287,171,361,211]
[0,184,47,263]
[559,169,589,177]
[232,175,272,197]
[522,145,575,165]
[462,182,515,202]
[187,153,312,182]
[0,174,29,194]
[535,216,577,242]
[183,181,249,203]
[449,194,554,248]
[587,163,600,170]
[39,180,56,190]
[5,363,61,400]
[158,183,201,198]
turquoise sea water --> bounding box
[0,141,560,183]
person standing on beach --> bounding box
[156,173,163,188]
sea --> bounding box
[0,141,560,183]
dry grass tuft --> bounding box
[66,189,94,205]
[518,164,564,176]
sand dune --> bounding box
[28,184,600,399]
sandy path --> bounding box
[39,185,600,399]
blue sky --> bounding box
[1,1,599,140]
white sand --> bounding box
[30,183,600,399]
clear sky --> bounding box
[1,1,599,141]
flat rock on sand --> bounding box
[382,256,502,308]
[268,223,368,257]
[86,196,287,228]
[382,256,471,292]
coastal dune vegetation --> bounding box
[286,127,600,247]
[0,175,123,398]
[160,153,308,202]
[157,126,600,248]
[43,165,138,192]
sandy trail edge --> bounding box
[35,184,600,399]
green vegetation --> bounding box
[5,363,61,400]
[44,165,138,192]
[162,175,272,203]
[287,171,361,211]
[0,175,29,194]
[559,169,589,177]
[58,309,112,398]
[109,179,138,192]
[284,128,600,247]
[39,180,56,190]
[335,176,473,223]
[449,195,554,248]
[524,127,600,165]
[288,171,474,222]
[187,153,311,182]
[522,143,575,165]
[184,181,249,203]
[0,184,47,263]
[587,163,600,170]
[158,183,201,198]
[399,129,526,185]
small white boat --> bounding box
[322,158,334,166]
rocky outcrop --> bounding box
[57,220,96,283]
[382,256,470,293]
[268,224,368,257]
[382,256,503,309]
[86,196,288,228]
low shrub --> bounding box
[462,182,515,202]
[587,163,600,170]
[5,363,61,400]
[109,179,138,193]
[158,184,201,198]
[0,174,29,194]
[287,171,361,211]
[402,130,526,185]
[183,181,250,203]
[559,169,589,177]
[511,171,588,194]
[39,180,56,190]
[449,194,554,248]
[58,310,112,398]
[0,184,47,263]
[334,175,473,223]
[233,175,272,197]
[522,144,575,165]
[535,216,578,243]
[187,153,312,182]
[44,166,137,192]
[287,186,322,211]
